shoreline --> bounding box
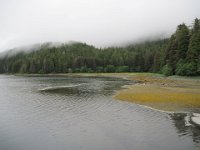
[5,73,200,126]
[112,73,200,112]
[13,73,200,112]
[10,73,200,111]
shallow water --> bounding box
[0,75,200,150]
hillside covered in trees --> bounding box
[0,18,199,76]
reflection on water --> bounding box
[170,113,200,148]
[40,86,81,95]
[0,75,199,150]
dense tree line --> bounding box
[162,18,200,76]
[0,18,199,76]
[0,40,167,74]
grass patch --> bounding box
[115,85,200,111]
[113,73,200,112]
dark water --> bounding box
[0,75,200,150]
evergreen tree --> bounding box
[176,23,189,59]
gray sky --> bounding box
[0,0,200,51]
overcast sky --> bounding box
[0,0,200,51]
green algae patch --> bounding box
[114,74,200,112]
[115,85,200,111]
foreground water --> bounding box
[0,75,200,150]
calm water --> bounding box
[0,75,200,150]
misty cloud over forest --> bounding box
[0,0,200,51]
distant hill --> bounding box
[0,18,199,76]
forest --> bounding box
[0,18,199,76]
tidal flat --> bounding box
[112,73,200,112]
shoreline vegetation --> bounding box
[15,72,200,112]
[113,73,200,112]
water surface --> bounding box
[0,75,200,150]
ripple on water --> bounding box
[0,75,200,150]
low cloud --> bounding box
[0,0,200,51]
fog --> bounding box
[0,0,200,52]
